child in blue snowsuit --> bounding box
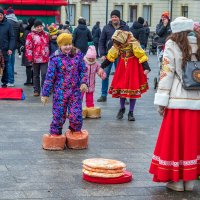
[41,33,88,135]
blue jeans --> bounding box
[7,50,15,84]
[101,59,118,97]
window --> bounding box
[114,5,123,19]
[81,4,90,25]
[143,5,151,26]
[129,6,137,23]
[66,4,76,26]
[182,6,188,18]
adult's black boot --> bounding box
[116,108,125,119]
[128,111,135,121]
[97,96,107,102]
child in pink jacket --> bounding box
[83,46,106,108]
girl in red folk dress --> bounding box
[101,30,150,121]
[149,17,200,192]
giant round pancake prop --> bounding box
[83,171,132,184]
[82,158,132,184]
[83,158,126,169]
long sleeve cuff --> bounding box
[142,61,151,71]
[154,93,169,106]
[101,59,111,69]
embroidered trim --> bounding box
[109,83,148,96]
[169,97,200,100]
[160,71,167,80]
[151,162,198,171]
[152,155,200,167]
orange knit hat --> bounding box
[161,11,169,19]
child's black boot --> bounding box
[128,111,135,121]
[116,108,125,119]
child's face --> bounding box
[51,35,57,39]
[60,44,73,54]
[113,40,123,48]
[87,58,95,62]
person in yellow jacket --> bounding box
[101,30,150,121]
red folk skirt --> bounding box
[108,56,148,99]
[149,109,200,182]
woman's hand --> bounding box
[144,70,150,75]
[158,106,165,117]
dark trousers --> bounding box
[25,66,33,83]
[33,63,48,93]
[94,42,99,58]
[1,61,8,85]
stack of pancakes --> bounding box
[82,158,126,178]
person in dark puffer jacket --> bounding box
[0,8,15,87]
[73,18,93,54]
[130,17,146,49]
[5,7,20,87]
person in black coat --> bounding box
[97,10,129,102]
[0,8,15,87]
[5,7,20,86]
[20,17,36,86]
[72,18,93,54]
[130,17,146,49]
[92,21,101,58]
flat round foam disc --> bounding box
[83,170,132,184]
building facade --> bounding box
[60,0,200,30]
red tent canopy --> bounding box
[0,0,68,6]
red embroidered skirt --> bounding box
[149,109,200,182]
[108,56,148,99]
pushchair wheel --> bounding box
[154,77,158,89]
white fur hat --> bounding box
[171,17,194,33]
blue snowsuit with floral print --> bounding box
[42,49,88,134]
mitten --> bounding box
[80,84,88,92]
[41,96,49,105]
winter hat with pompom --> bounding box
[85,46,97,59]
[48,25,58,36]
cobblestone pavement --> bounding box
[0,54,199,200]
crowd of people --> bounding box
[0,6,200,192]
